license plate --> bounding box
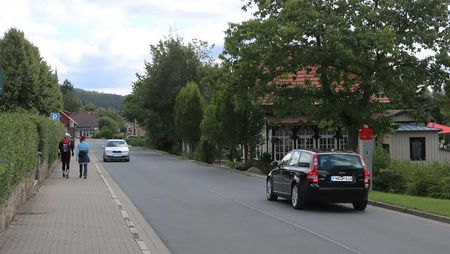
[113,154,121,157]
[331,176,353,182]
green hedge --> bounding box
[373,160,450,199]
[0,113,64,203]
[125,136,147,147]
[93,128,114,139]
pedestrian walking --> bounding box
[76,136,90,179]
[58,133,74,178]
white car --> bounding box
[102,139,131,162]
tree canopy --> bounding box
[0,28,63,114]
[174,82,205,146]
[61,79,82,112]
[224,0,450,148]
[125,35,211,151]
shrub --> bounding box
[406,162,449,197]
[373,144,390,177]
[0,113,63,203]
[234,161,250,171]
[113,133,126,139]
[95,128,114,139]
[125,136,147,147]
[372,159,450,199]
[373,169,408,193]
[194,140,215,164]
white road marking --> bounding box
[93,155,152,254]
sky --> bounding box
[0,0,253,95]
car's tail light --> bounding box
[307,154,319,184]
[359,155,371,188]
[364,168,371,188]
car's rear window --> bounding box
[106,141,127,147]
[318,154,363,171]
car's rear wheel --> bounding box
[352,200,368,211]
[266,178,278,201]
[291,184,305,210]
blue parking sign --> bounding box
[50,112,60,121]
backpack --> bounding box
[62,138,70,153]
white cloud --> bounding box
[0,0,251,95]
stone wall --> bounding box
[0,161,59,233]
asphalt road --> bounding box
[91,139,450,254]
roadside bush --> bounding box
[95,128,114,139]
[234,161,252,171]
[407,170,435,197]
[125,136,147,147]
[194,139,215,164]
[113,133,126,139]
[0,113,63,203]
[373,169,407,193]
[225,155,272,174]
[254,153,273,174]
[373,144,390,177]
[428,176,450,199]
[373,159,450,199]
[406,163,450,198]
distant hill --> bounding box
[74,88,124,110]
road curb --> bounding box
[368,200,450,224]
[148,147,450,224]
[92,154,152,254]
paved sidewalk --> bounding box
[0,156,145,254]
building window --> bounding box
[339,136,348,150]
[382,143,390,153]
[318,129,336,149]
[410,137,426,161]
[273,127,294,161]
[298,126,314,149]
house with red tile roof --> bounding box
[71,111,99,137]
[257,69,449,163]
[259,68,389,161]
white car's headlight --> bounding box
[122,151,129,155]
[105,150,113,155]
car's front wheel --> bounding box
[291,184,305,210]
[266,178,278,201]
[352,200,368,211]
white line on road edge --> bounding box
[93,157,152,254]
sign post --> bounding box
[0,70,5,96]
[358,125,374,190]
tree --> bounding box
[174,82,205,152]
[200,82,242,162]
[60,79,74,95]
[126,35,211,151]
[224,0,450,150]
[74,88,124,110]
[83,103,97,112]
[98,108,127,134]
[0,28,62,113]
[60,79,82,112]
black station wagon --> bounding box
[266,149,371,210]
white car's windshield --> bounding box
[106,141,127,147]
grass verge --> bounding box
[369,191,450,217]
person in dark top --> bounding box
[58,133,74,178]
